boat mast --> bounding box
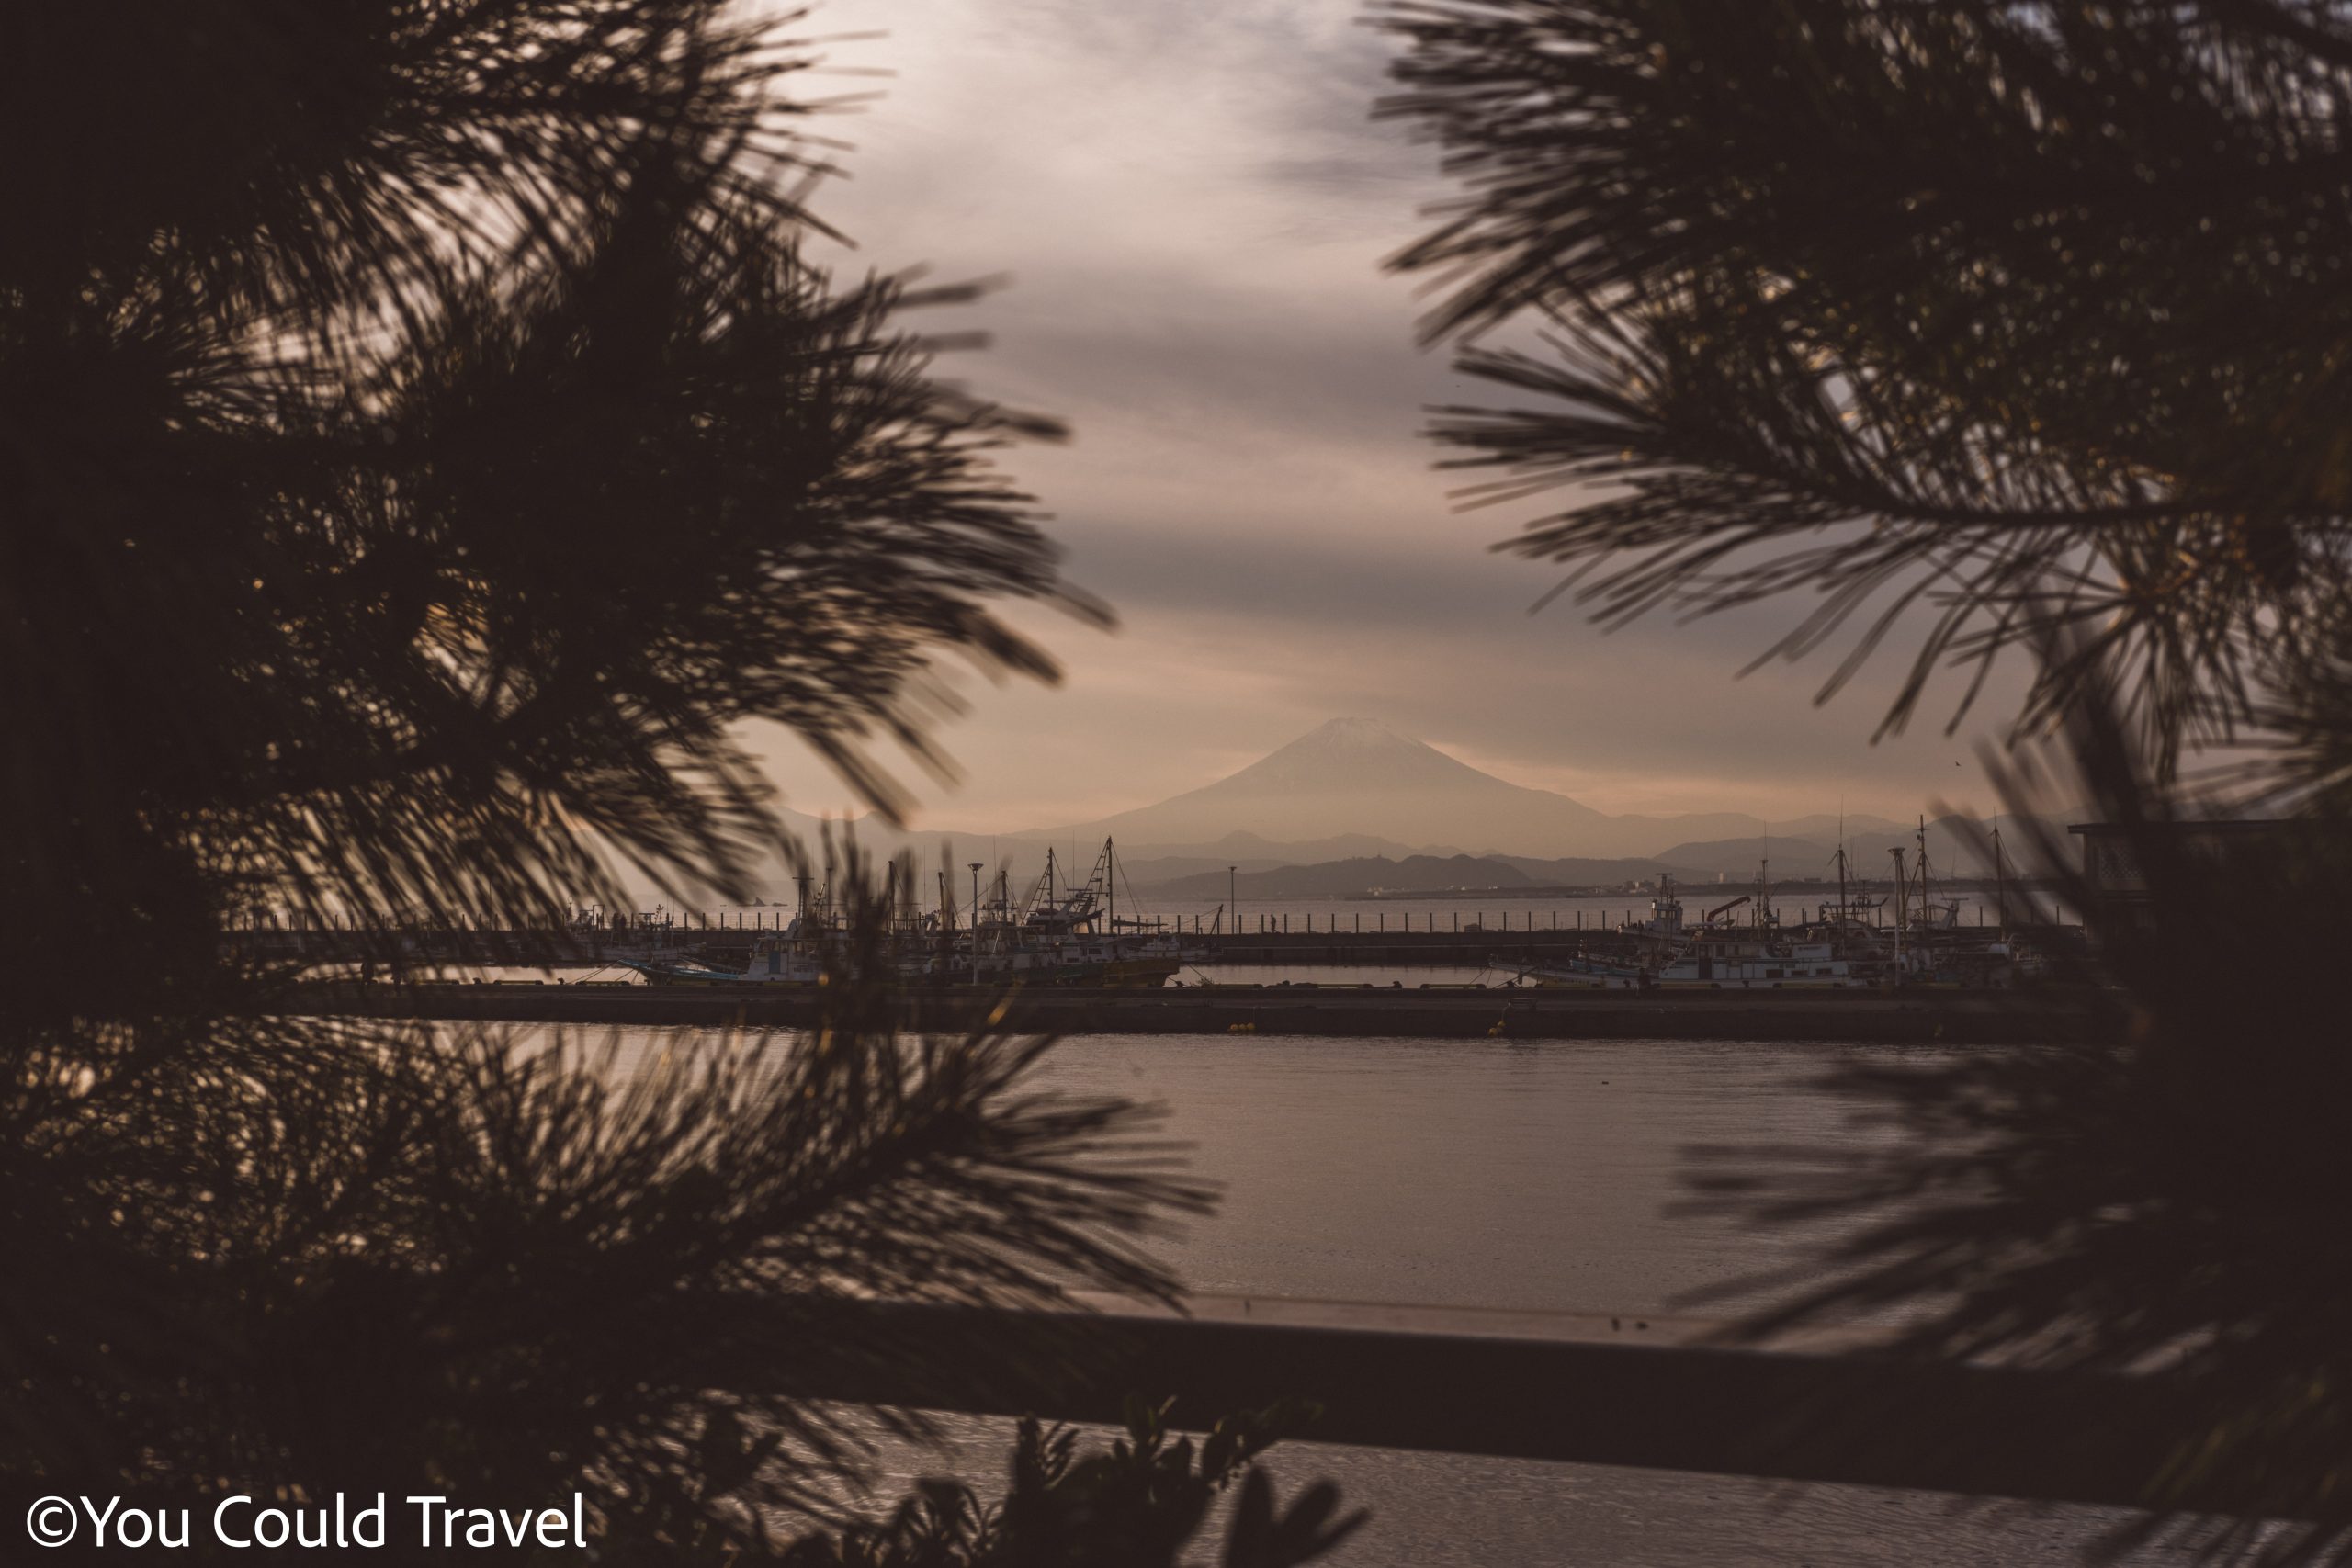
[1889,846,1907,968]
[1916,816,1930,927]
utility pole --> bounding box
[1993,823,2007,938]
[1229,865,1238,942]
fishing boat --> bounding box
[916,839,1202,988]
[1651,929,1870,988]
[1621,874,1689,941]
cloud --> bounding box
[742,0,2041,833]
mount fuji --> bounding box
[1018,717,1889,861]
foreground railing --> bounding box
[786,1293,2248,1518]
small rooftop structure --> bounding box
[2065,819,2281,902]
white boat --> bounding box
[1652,931,1870,989]
[1497,952,1645,989]
[617,937,828,986]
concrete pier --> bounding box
[281,981,2115,1045]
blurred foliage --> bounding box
[774,1400,1363,1568]
[1376,0,2352,786]
[1684,693,2352,1561]
[1379,1,2352,1557]
[0,3,1351,1562]
[2,0,1108,1041]
[13,976,1216,1557]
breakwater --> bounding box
[245,926,1653,968]
[283,981,2113,1045]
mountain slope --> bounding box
[1020,718,1925,860]
[1023,717,1630,857]
[753,722,1958,878]
[1144,854,1539,900]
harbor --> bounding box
[258,828,2099,1043]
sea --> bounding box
[592,1028,2221,1567]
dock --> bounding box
[281,981,2115,1045]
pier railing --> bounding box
[786,1292,2251,1520]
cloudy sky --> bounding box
[751,0,2030,832]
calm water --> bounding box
[606,1030,2204,1565]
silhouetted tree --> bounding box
[2,5,1347,1562]
[1377,0,2352,788]
[1379,4,2352,1559]
[1679,694,2352,1563]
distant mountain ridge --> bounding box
[722,720,2055,897]
[1129,820,2062,904]
[1141,852,1678,900]
[1017,717,1905,862]
[1654,815,2061,881]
